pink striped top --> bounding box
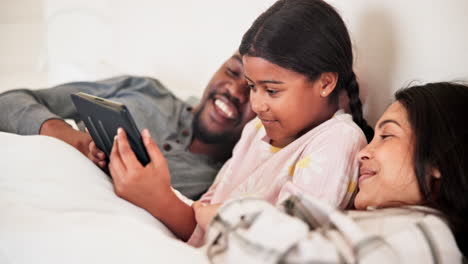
[188,110,367,246]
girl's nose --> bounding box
[250,92,268,114]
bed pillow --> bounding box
[0,132,208,264]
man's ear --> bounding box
[318,72,338,97]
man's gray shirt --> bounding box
[0,75,222,200]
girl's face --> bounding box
[243,56,335,147]
[354,102,422,209]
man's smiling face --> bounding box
[192,53,256,144]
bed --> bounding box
[0,132,208,263]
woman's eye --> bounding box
[248,83,256,90]
[380,134,392,140]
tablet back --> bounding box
[71,92,150,166]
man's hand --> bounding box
[40,119,93,156]
[88,141,107,169]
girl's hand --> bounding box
[192,201,222,231]
[109,128,172,217]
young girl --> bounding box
[108,0,373,246]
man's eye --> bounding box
[226,68,240,78]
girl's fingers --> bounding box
[116,128,141,170]
[141,129,164,162]
[109,134,126,176]
[192,201,202,211]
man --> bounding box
[0,53,255,200]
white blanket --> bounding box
[0,132,208,264]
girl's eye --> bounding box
[248,83,256,90]
[266,89,278,95]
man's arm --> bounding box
[0,76,165,135]
[39,119,93,156]
[0,76,170,154]
[0,86,95,154]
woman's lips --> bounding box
[358,168,376,183]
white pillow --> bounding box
[0,132,208,264]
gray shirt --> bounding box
[0,75,222,200]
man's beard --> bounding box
[192,92,240,145]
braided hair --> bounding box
[239,0,374,142]
[345,73,374,142]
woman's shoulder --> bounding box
[344,206,462,262]
[347,205,444,227]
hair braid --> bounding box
[345,72,374,142]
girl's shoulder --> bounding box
[299,110,367,149]
[326,110,364,137]
[229,117,268,154]
[238,117,267,141]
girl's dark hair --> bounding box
[239,0,374,142]
[395,82,468,256]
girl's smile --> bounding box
[242,55,339,148]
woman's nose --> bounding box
[357,144,372,161]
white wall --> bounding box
[329,0,468,124]
[42,0,276,101]
[1,0,468,125]
[0,0,46,89]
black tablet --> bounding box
[71,92,150,166]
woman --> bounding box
[202,82,467,263]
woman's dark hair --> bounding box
[395,82,468,256]
[239,0,374,142]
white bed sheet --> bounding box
[0,132,208,264]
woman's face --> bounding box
[242,56,334,148]
[354,102,423,209]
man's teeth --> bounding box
[215,99,234,118]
